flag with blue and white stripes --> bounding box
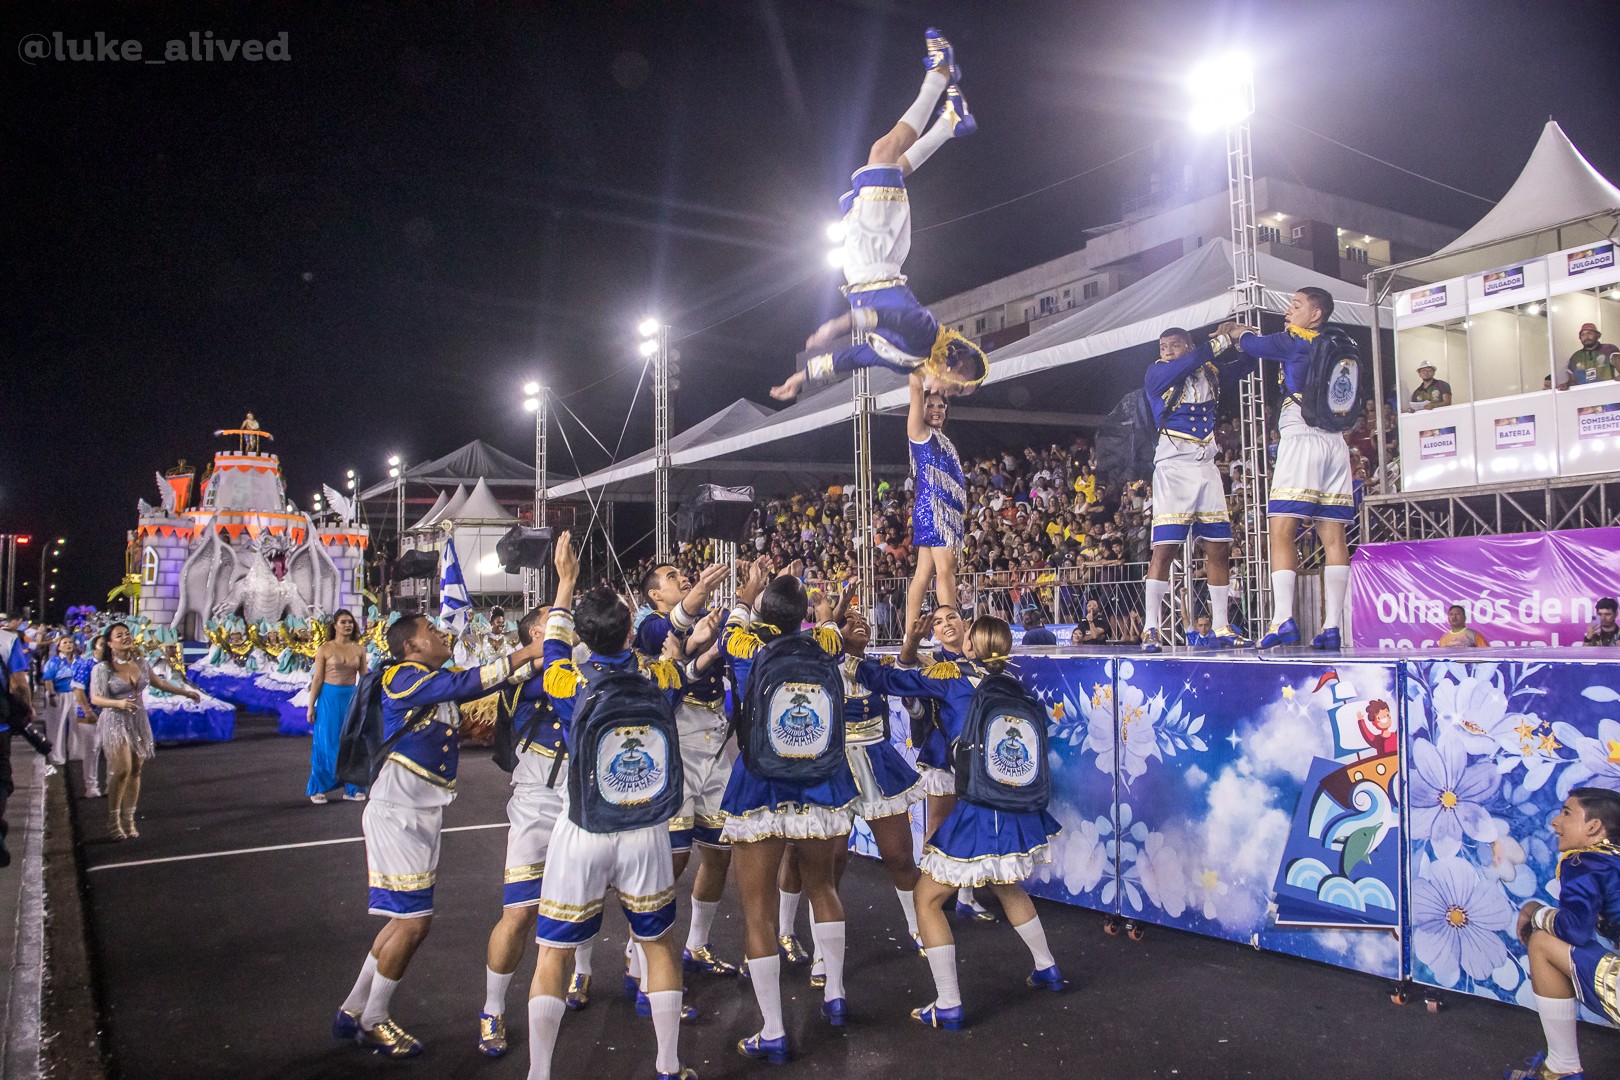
[439,537,471,633]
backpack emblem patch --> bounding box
[987,715,1037,787]
[596,726,668,806]
[769,682,832,758]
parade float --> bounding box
[123,419,371,734]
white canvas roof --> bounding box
[548,399,776,501]
[450,477,514,523]
[1380,121,1620,284]
[409,490,450,530]
[433,484,470,525]
[666,238,1384,465]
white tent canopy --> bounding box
[1380,121,1620,285]
[409,490,450,531]
[548,399,774,501]
[451,477,515,523]
[660,237,1386,467]
[430,484,470,527]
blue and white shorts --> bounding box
[502,776,567,908]
[364,799,441,918]
[534,816,677,947]
[671,702,735,852]
[1268,407,1354,523]
[1151,436,1234,546]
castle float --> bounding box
[128,417,370,640]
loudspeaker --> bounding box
[677,485,756,544]
[393,549,439,580]
[497,525,554,574]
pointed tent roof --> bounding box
[1381,121,1620,283]
[449,477,515,522]
[436,484,470,523]
[410,490,450,530]
[359,438,563,499]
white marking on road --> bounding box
[87,821,509,872]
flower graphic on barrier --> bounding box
[1128,831,1188,918]
[1552,710,1620,801]
[1190,867,1230,921]
[1409,733,1500,858]
[1483,822,1538,899]
[1411,855,1514,986]
[1088,682,1162,786]
[1041,813,1112,897]
[1107,802,1149,909]
[1431,671,1514,756]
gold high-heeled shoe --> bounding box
[121,810,139,839]
[108,812,127,840]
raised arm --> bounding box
[552,530,579,612]
[907,371,929,442]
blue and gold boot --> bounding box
[1258,618,1300,649]
[565,973,591,1011]
[635,990,700,1021]
[1504,1052,1584,1079]
[941,84,977,138]
[331,1008,361,1041]
[924,27,961,82]
[778,934,810,965]
[656,1070,700,1080]
[1140,627,1163,654]
[683,945,739,977]
[911,1001,965,1030]
[359,1018,423,1058]
[820,997,847,1026]
[954,898,998,923]
[1210,625,1252,648]
[476,1012,507,1057]
[1311,626,1342,651]
[737,1032,791,1064]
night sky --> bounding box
[5,0,1619,616]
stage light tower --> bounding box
[522,380,549,609]
[640,317,672,559]
[1189,51,1270,632]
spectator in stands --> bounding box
[1020,608,1056,647]
[1562,323,1616,389]
[1409,363,1452,410]
[1436,604,1488,648]
[1075,599,1108,645]
[1581,598,1619,647]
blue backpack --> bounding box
[740,633,845,782]
[1301,326,1366,433]
[953,672,1050,813]
[336,666,432,788]
[566,662,682,834]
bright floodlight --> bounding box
[387,454,401,467]
[523,397,540,412]
[638,338,660,357]
[825,221,847,243]
[1187,52,1254,131]
[389,467,400,478]
[523,380,541,396]
[825,248,846,269]
[637,317,661,338]
[346,468,356,479]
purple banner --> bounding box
[1350,527,1620,648]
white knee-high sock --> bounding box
[748,954,786,1040]
[1013,915,1056,970]
[647,990,684,1074]
[1535,994,1582,1073]
[341,953,377,1013]
[778,890,801,937]
[626,938,644,983]
[1144,577,1170,636]
[810,920,847,1001]
[484,966,514,1017]
[925,945,962,1009]
[899,70,949,137]
[895,887,920,936]
[360,973,399,1029]
[1322,565,1350,630]
[1271,569,1297,626]
[574,938,595,977]
[526,995,566,1080]
[687,898,720,952]
[1210,584,1232,629]
[900,109,957,173]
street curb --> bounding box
[42,773,107,1079]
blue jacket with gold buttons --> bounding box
[381,657,514,788]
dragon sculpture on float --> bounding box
[170,513,342,632]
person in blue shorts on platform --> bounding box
[1225,287,1353,651]
[769,28,986,405]
[1507,787,1620,1080]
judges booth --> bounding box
[1395,240,1620,491]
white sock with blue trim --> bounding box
[778,890,801,936]
[687,898,719,952]
[900,108,957,173]
[526,995,566,1080]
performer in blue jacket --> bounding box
[1225,287,1351,650]
[1508,787,1620,1080]
[770,28,985,404]
[331,614,546,1058]
[856,615,1067,1030]
[1139,326,1255,651]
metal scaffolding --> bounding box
[851,365,876,612]
[1225,77,1272,633]
[1360,472,1620,542]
